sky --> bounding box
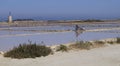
[0,0,120,20]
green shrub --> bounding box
[4,44,52,59]
[69,41,92,50]
[56,45,68,52]
[107,41,114,44]
[94,41,105,44]
[92,41,105,48]
[117,38,120,43]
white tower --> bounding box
[8,12,12,24]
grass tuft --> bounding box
[56,45,68,52]
[116,37,120,43]
[69,41,92,50]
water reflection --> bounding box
[75,31,83,41]
[74,25,85,41]
[0,24,120,51]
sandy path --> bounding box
[0,44,120,66]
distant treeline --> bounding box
[13,19,103,22]
[13,19,34,21]
[83,19,104,22]
[75,19,104,22]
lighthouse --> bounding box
[8,12,12,24]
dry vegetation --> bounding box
[69,41,93,50]
[4,44,52,59]
[3,38,120,59]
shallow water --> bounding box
[0,23,120,51]
[0,31,120,51]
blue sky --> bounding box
[0,0,120,20]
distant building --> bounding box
[8,12,12,24]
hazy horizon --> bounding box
[0,0,120,21]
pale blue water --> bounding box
[0,23,120,51]
[0,31,120,51]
